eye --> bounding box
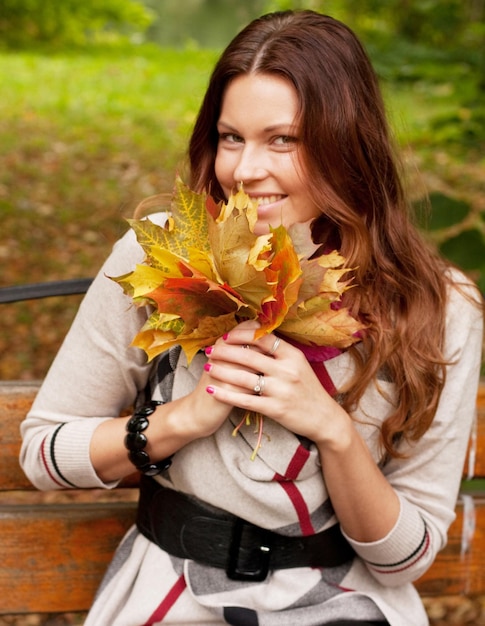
[219,132,244,144]
[273,135,298,147]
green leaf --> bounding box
[439,229,485,270]
[415,192,472,231]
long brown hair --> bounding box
[188,10,463,457]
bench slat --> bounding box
[0,382,39,491]
[0,381,138,491]
[0,501,136,614]
[0,498,483,614]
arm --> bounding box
[20,215,236,489]
[89,370,233,483]
[19,224,154,490]
[352,279,483,585]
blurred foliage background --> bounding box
[0,0,484,380]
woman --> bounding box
[20,10,483,626]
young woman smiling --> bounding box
[21,10,483,626]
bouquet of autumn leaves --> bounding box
[112,177,363,454]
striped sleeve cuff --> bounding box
[39,416,116,489]
[342,495,435,582]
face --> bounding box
[215,73,320,235]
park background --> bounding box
[0,2,484,625]
[0,0,484,381]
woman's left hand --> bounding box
[204,320,348,445]
[206,320,402,543]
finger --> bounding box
[233,319,261,331]
[252,373,265,396]
[223,330,285,358]
[267,336,282,356]
[206,383,271,414]
[206,343,274,376]
[205,377,274,409]
[204,361,262,394]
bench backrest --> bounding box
[1,380,484,614]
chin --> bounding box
[253,222,271,236]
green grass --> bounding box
[1,45,218,123]
[0,45,219,277]
[0,46,220,189]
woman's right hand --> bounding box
[89,353,235,483]
[166,363,236,441]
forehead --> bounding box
[219,73,300,126]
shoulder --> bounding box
[443,267,483,360]
[445,267,483,320]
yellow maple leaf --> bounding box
[279,305,363,348]
[134,312,241,363]
[207,192,274,310]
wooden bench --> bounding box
[0,380,484,618]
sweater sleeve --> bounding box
[343,274,483,587]
[19,214,167,490]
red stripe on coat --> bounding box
[310,361,337,396]
[283,444,310,480]
[274,359,336,535]
[275,445,314,536]
[143,573,187,625]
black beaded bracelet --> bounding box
[124,401,173,476]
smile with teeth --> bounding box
[253,195,285,206]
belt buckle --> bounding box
[226,517,272,582]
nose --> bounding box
[233,145,267,185]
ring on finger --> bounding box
[269,337,281,355]
[253,373,265,396]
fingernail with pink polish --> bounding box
[204,363,212,372]
[205,346,213,356]
[222,333,229,340]
[206,386,215,395]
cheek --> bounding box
[214,150,230,187]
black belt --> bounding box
[136,475,354,582]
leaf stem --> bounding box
[250,412,264,461]
[232,410,265,461]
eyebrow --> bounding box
[217,121,299,133]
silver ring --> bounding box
[253,373,265,396]
[269,337,281,355]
